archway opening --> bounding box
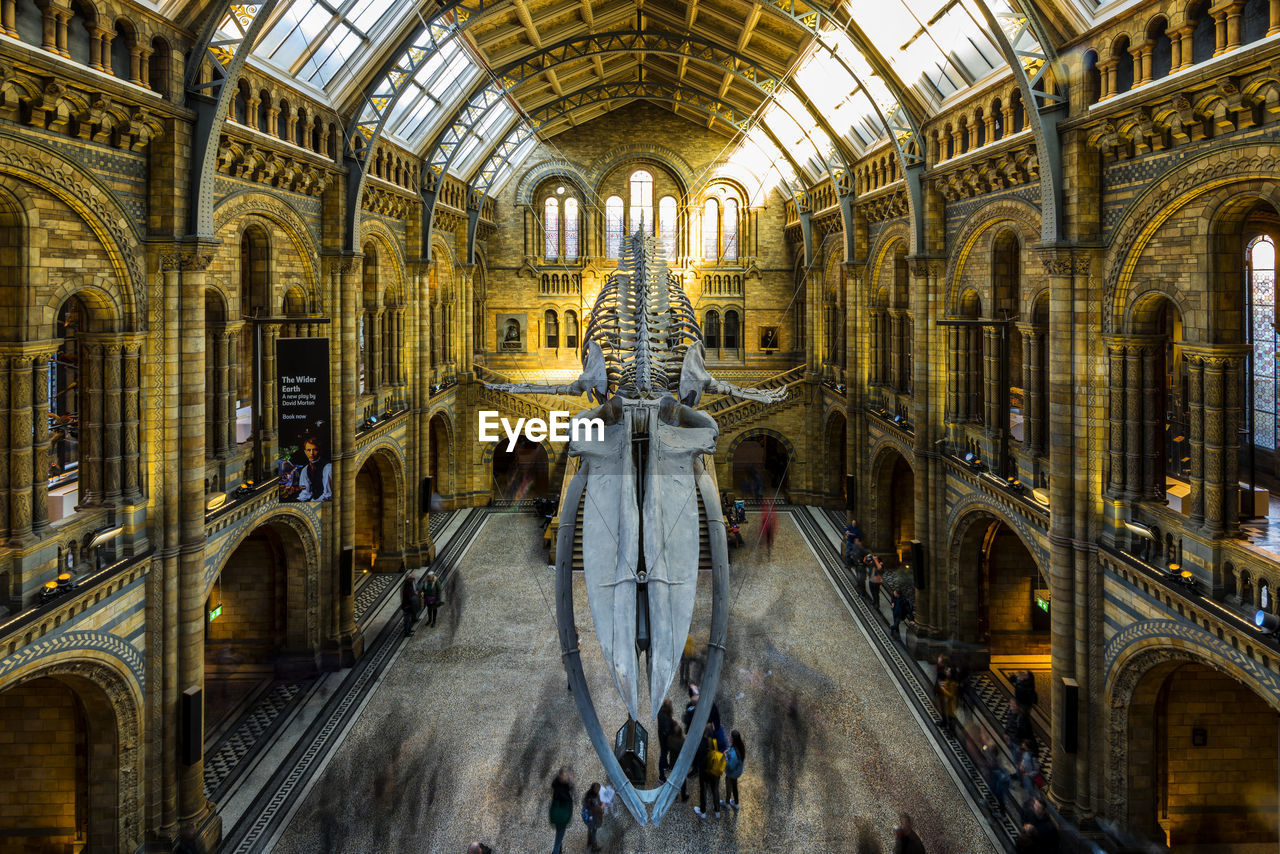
[731,435,789,500]
[871,449,916,561]
[205,524,294,730]
[824,413,847,507]
[1126,661,1279,850]
[957,514,1049,676]
[491,436,550,500]
[355,454,401,573]
[428,413,453,508]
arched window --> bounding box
[1113,37,1134,94]
[605,196,624,258]
[1249,235,1277,451]
[564,198,579,260]
[703,199,719,261]
[544,197,559,259]
[724,310,740,350]
[705,310,721,349]
[545,309,559,349]
[723,199,739,261]
[659,196,677,260]
[565,310,579,350]
[629,170,653,233]
[50,298,84,483]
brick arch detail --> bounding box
[213,191,322,310]
[1104,632,1280,822]
[945,198,1041,313]
[586,143,696,198]
[1104,146,1280,332]
[514,158,592,207]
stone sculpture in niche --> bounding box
[484,229,783,824]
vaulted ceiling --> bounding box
[186,0,1090,194]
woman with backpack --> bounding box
[581,782,604,851]
[693,722,726,819]
[548,767,574,854]
[724,730,746,810]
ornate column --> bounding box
[1022,324,1046,458]
[0,359,9,540]
[1269,0,1280,36]
[1131,41,1152,87]
[1190,348,1246,536]
[1141,343,1163,500]
[0,0,16,38]
[82,342,103,506]
[330,253,362,665]
[946,325,961,422]
[966,326,982,422]
[889,312,903,390]
[983,327,1000,433]
[1174,26,1196,71]
[210,328,228,459]
[8,353,34,538]
[87,25,106,70]
[1124,343,1143,501]
[122,340,141,503]
[1097,60,1116,100]
[166,244,216,834]
[102,340,123,506]
[869,309,881,385]
[1187,354,1205,525]
[223,324,240,455]
[1106,338,1127,497]
[260,325,278,475]
[31,350,50,532]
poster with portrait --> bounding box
[497,313,526,352]
[277,337,333,502]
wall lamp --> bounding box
[1255,610,1280,633]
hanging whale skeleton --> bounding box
[484,229,784,825]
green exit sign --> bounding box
[1035,595,1050,613]
[208,604,222,622]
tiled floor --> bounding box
[266,511,997,854]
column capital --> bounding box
[1180,343,1250,366]
[906,255,944,278]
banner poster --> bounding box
[277,337,333,503]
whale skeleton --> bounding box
[484,229,784,825]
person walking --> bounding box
[868,553,885,612]
[657,699,675,782]
[893,812,927,854]
[1014,669,1038,713]
[548,767,574,854]
[761,499,777,558]
[666,721,690,801]
[890,589,914,640]
[400,573,419,637]
[693,722,726,819]
[420,570,442,627]
[581,783,604,852]
[680,635,697,685]
[724,730,746,810]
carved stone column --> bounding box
[1022,324,1046,458]
[0,0,14,38]
[983,327,1001,433]
[945,325,960,422]
[30,351,50,532]
[82,342,103,507]
[1187,354,1205,525]
[260,325,278,476]
[869,309,882,385]
[1141,343,1163,500]
[966,326,983,422]
[1106,339,1127,497]
[1124,343,1143,501]
[224,323,240,454]
[0,360,9,540]
[889,312,903,390]
[1191,348,1246,536]
[210,328,228,459]
[8,351,33,543]
[1269,0,1280,36]
[122,340,141,503]
[102,341,123,505]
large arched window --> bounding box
[544,197,559,259]
[605,195,624,258]
[723,199,739,261]
[564,198,579,261]
[545,309,559,349]
[629,170,653,233]
[659,196,677,260]
[703,199,719,261]
[1249,235,1277,451]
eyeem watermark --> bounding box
[478,411,605,451]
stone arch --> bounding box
[822,409,848,506]
[43,275,122,336]
[585,143,696,198]
[867,223,910,294]
[212,190,322,306]
[945,197,1042,311]
[868,441,916,558]
[353,443,406,571]
[0,654,143,852]
[359,219,407,294]
[945,499,1048,646]
[725,428,795,498]
[1105,636,1280,835]
[0,130,144,326]
[203,506,320,606]
[514,158,592,206]
[1103,146,1280,332]
[428,408,457,505]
